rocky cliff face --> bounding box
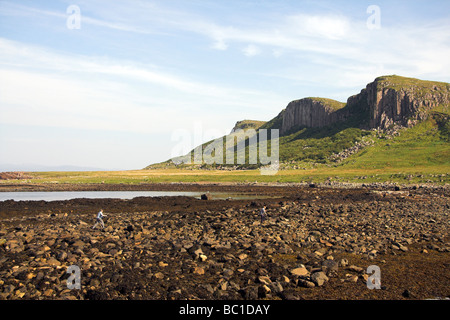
[280,75,450,134]
[364,76,450,129]
[281,98,348,134]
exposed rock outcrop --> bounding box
[281,98,348,134]
[279,75,450,134]
[364,76,450,129]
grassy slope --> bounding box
[341,111,450,171]
[278,127,370,164]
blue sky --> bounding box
[0,0,449,170]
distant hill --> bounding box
[230,120,266,133]
[146,75,450,170]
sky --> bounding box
[0,0,449,170]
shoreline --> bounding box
[0,181,448,193]
[0,182,448,300]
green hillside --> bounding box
[341,110,450,170]
[146,75,450,175]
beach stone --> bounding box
[200,284,215,295]
[238,253,248,260]
[280,290,301,300]
[271,281,284,294]
[348,265,364,273]
[3,284,15,294]
[46,258,61,267]
[297,279,315,288]
[290,266,309,276]
[85,290,109,300]
[201,193,213,200]
[193,267,205,275]
[402,289,411,298]
[322,259,339,273]
[260,284,271,296]
[282,275,290,283]
[257,275,272,285]
[43,289,54,297]
[339,258,349,267]
[256,268,269,276]
[192,248,204,259]
[57,251,68,261]
[223,269,234,278]
[72,240,85,248]
[309,230,321,238]
[311,271,329,287]
[243,286,258,300]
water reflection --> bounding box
[0,191,273,202]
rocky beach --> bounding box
[0,183,449,300]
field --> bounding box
[2,163,447,186]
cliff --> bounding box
[364,75,450,128]
[279,75,450,134]
[280,98,347,134]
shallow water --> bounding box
[0,191,272,202]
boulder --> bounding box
[322,259,339,273]
[290,266,309,276]
[311,271,329,287]
[201,193,213,200]
[297,279,315,288]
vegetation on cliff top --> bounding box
[375,75,450,93]
[306,97,346,111]
[231,120,266,132]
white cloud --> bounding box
[272,48,284,58]
[243,44,261,57]
[211,39,228,50]
[285,14,351,40]
[172,10,450,82]
[4,1,449,82]
[0,38,284,135]
[0,1,169,35]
